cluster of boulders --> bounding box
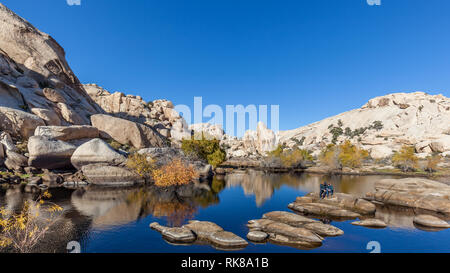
[288,192,376,219]
[247,211,343,249]
[84,84,191,144]
[150,220,248,250]
[0,119,212,189]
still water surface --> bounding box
[1,171,450,253]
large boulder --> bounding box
[413,215,450,229]
[71,139,126,170]
[27,136,77,169]
[0,107,45,139]
[149,223,196,243]
[366,178,450,216]
[91,114,167,149]
[243,122,277,155]
[151,220,248,249]
[189,123,224,140]
[4,150,28,170]
[34,125,99,141]
[31,108,61,126]
[81,164,145,186]
[369,145,393,159]
[0,142,4,166]
[0,3,101,125]
[297,192,376,215]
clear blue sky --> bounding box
[3,0,450,131]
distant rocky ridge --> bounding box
[278,92,450,159]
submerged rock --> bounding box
[268,234,322,250]
[262,211,343,237]
[246,231,268,242]
[182,220,224,239]
[151,220,248,249]
[263,211,317,226]
[299,192,376,215]
[288,202,361,219]
[413,215,450,229]
[247,219,323,244]
[208,231,248,248]
[351,219,387,228]
[150,223,196,243]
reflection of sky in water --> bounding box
[1,172,450,253]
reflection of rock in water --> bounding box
[224,170,390,206]
[374,203,450,230]
[71,182,224,228]
[71,186,143,227]
[225,170,276,206]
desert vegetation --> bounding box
[392,145,419,172]
[181,135,226,168]
[152,159,199,187]
[126,153,199,187]
[0,191,63,253]
[319,141,369,169]
[266,144,313,168]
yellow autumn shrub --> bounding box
[152,159,199,187]
[392,145,418,172]
[0,191,63,253]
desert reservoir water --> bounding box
[1,172,449,253]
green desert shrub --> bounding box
[181,135,226,168]
[392,145,418,172]
[126,153,155,177]
[107,139,123,151]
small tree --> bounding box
[392,145,418,172]
[338,140,369,168]
[425,154,442,173]
[319,141,369,169]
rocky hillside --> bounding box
[84,84,191,142]
[278,92,450,159]
[0,3,102,134]
[186,92,450,160]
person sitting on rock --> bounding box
[319,183,325,199]
[326,184,334,198]
[320,182,327,199]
